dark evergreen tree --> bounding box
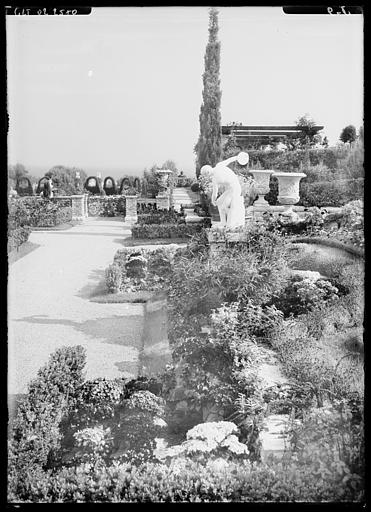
[340,125,357,147]
[194,8,222,178]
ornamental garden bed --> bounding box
[8,216,364,503]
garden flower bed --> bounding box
[8,219,364,503]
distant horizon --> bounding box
[14,164,195,181]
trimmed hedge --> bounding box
[8,226,31,252]
[8,457,364,503]
[299,178,363,207]
[132,223,204,239]
[9,197,73,227]
[248,147,348,172]
[137,210,185,225]
[8,346,86,500]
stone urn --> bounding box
[272,172,306,212]
[249,169,274,205]
[156,169,173,195]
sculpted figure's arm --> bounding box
[219,155,239,167]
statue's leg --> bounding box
[219,208,227,226]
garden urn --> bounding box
[272,172,306,212]
[156,169,173,195]
[249,169,274,205]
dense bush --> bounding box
[248,147,349,173]
[9,454,363,502]
[105,263,122,292]
[270,262,364,403]
[137,209,185,225]
[88,196,126,217]
[8,226,31,252]
[299,178,363,207]
[165,303,267,456]
[70,378,125,429]
[9,197,73,227]
[270,276,340,318]
[132,223,204,239]
[166,224,289,342]
[107,246,179,293]
[8,346,86,500]
[8,198,29,226]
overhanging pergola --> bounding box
[222,125,324,148]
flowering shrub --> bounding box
[328,200,364,248]
[113,391,167,465]
[73,426,114,465]
[166,303,266,458]
[161,421,249,462]
[197,166,213,196]
[71,378,125,428]
[271,276,340,317]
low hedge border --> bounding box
[7,226,31,253]
[132,224,204,239]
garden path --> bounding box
[8,218,144,407]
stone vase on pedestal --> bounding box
[272,172,306,212]
[155,169,173,211]
[250,169,274,205]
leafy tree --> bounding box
[293,114,322,149]
[8,163,28,180]
[45,166,87,195]
[161,159,178,175]
[223,125,241,158]
[142,165,160,198]
[358,126,364,144]
[194,7,222,178]
[340,125,357,147]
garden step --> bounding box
[173,187,200,212]
[260,414,290,461]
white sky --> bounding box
[6,6,363,178]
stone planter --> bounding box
[273,172,306,212]
[156,169,173,194]
[249,169,274,205]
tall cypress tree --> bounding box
[194,8,222,178]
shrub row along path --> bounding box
[8,218,146,408]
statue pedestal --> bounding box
[125,195,138,224]
[156,193,170,211]
[207,226,246,256]
[71,195,88,222]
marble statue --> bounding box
[201,153,248,228]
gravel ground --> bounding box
[8,217,145,399]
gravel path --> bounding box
[8,217,144,399]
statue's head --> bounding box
[237,152,249,166]
[200,165,213,176]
